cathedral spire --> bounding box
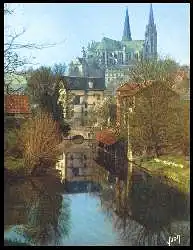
[122,7,132,41]
[149,3,154,25]
[143,3,157,59]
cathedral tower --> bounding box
[143,3,157,59]
[122,7,132,41]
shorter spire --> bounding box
[122,7,132,41]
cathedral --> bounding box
[68,4,157,85]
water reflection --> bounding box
[96,169,190,246]
[4,144,190,246]
[4,178,123,246]
[4,178,71,246]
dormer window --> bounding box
[88,81,93,88]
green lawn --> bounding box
[141,155,190,194]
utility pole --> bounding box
[126,103,133,197]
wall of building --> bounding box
[87,91,104,105]
[66,151,93,181]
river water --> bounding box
[4,179,125,246]
[4,177,190,246]
[4,140,190,246]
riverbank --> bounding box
[137,155,190,194]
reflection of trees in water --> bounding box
[113,216,190,246]
[91,165,190,246]
[4,179,71,246]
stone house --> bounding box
[62,76,106,128]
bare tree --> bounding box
[128,57,180,87]
[4,4,64,94]
[128,81,183,157]
[87,96,117,130]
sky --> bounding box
[5,3,190,69]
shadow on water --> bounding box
[4,178,71,246]
[96,168,190,246]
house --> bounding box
[56,142,94,184]
[62,76,106,128]
[116,82,142,128]
[116,81,182,157]
[5,95,31,117]
[4,95,31,128]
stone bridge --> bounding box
[68,127,93,140]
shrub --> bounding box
[4,129,22,158]
[18,111,61,176]
[4,156,26,176]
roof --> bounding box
[96,129,117,145]
[116,82,142,96]
[94,37,144,53]
[122,40,144,52]
[117,81,180,98]
[5,95,31,114]
[63,76,106,91]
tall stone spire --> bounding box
[149,3,154,25]
[143,3,157,59]
[122,7,132,41]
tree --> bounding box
[128,81,183,157]
[27,65,71,136]
[87,96,117,130]
[106,77,126,96]
[52,63,66,77]
[4,4,61,94]
[68,61,81,77]
[181,100,190,156]
[18,111,61,175]
[27,66,56,110]
[128,57,180,87]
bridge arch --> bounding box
[69,129,91,140]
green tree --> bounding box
[27,65,71,136]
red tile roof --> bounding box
[5,95,30,114]
[116,83,143,96]
[96,129,117,145]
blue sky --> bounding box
[5,3,190,69]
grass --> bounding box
[4,156,27,177]
[141,155,190,194]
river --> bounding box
[4,140,190,246]
[4,179,126,246]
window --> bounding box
[85,102,88,109]
[80,96,84,104]
[85,111,88,116]
[97,94,100,100]
[128,52,131,60]
[88,81,93,88]
[72,168,79,176]
[74,95,80,105]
